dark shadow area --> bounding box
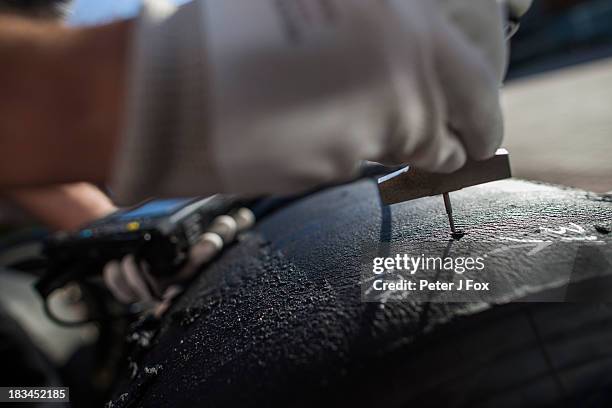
[508,0,612,80]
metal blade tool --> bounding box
[377,149,511,237]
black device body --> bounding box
[36,196,241,298]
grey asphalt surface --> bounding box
[502,57,612,193]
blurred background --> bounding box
[504,0,612,193]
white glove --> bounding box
[437,0,533,80]
[103,208,254,306]
[502,0,533,18]
[112,0,515,204]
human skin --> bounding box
[0,13,130,229]
[0,15,132,188]
[4,183,117,231]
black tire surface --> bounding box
[109,179,612,408]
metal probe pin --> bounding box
[442,192,457,235]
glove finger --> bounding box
[437,127,468,172]
[407,121,467,173]
[121,255,154,302]
[434,15,504,160]
[208,215,238,243]
[175,232,224,280]
[138,261,164,300]
[192,232,223,263]
[374,13,467,173]
[153,285,184,319]
[162,285,184,301]
[505,0,533,19]
[232,208,255,232]
[385,57,467,172]
[103,260,138,304]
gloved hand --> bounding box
[438,0,533,80]
[503,0,533,19]
[102,208,255,307]
[112,0,522,204]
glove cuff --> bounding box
[110,0,219,205]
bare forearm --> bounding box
[0,16,132,187]
[4,182,117,231]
